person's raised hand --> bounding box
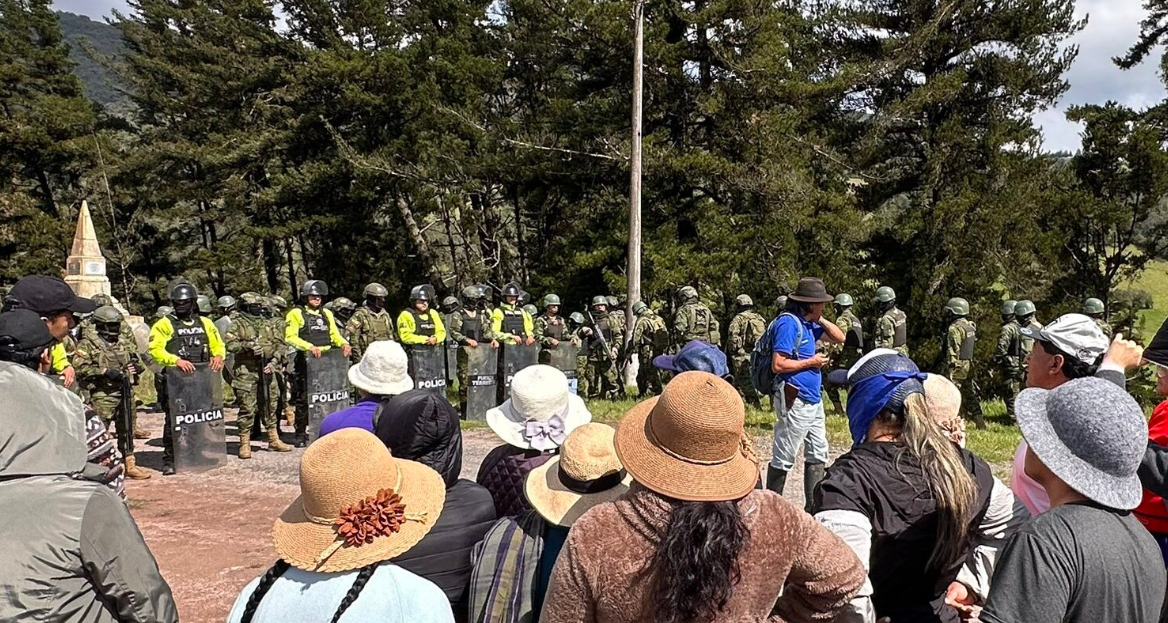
[1104,333,1144,371]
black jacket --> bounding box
[375,390,498,618]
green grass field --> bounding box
[1130,258,1168,337]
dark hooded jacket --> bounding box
[0,361,177,623]
[376,389,498,618]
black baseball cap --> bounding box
[0,309,56,351]
[8,276,96,315]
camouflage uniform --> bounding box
[73,327,138,461]
[825,308,863,412]
[672,297,721,347]
[944,315,982,427]
[873,307,909,357]
[568,314,592,398]
[1093,317,1113,339]
[587,306,624,400]
[265,298,292,426]
[448,304,496,416]
[727,307,767,407]
[993,319,1024,415]
[225,302,290,456]
[344,305,396,361]
[631,305,668,396]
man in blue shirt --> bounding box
[767,277,845,506]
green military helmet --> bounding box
[633,301,649,315]
[606,295,619,308]
[301,280,329,297]
[944,297,970,317]
[92,293,113,307]
[519,290,531,305]
[1001,300,1017,316]
[875,286,896,303]
[591,295,608,308]
[775,295,788,309]
[735,294,753,308]
[834,293,854,307]
[676,285,698,302]
[333,296,357,312]
[569,312,586,327]
[502,282,521,298]
[170,283,197,302]
[155,305,173,319]
[268,295,288,310]
[475,284,491,302]
[196,295,213,314]
[217,295,236,311]
[441,296,460,313]
[543,294,561,308]
[93,305,123,324]
[409,285,431,302]
[1015,300,1036,318]
[522,304,539,317]
[240,292,264,309]
[1083,298,1105,315]
[460,286,481,306]
[364,283,389,298]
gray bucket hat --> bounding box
[1015,376,1146,510]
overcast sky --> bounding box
[54,0,1166,154]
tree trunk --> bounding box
[393,191,445,287]
[439,195,462,287]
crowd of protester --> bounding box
[7,273,1168,622]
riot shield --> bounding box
[303,349,351,440]
[466,345,498,421]
[411,344,449,393]
[502,343,539,399]
[548,343,581,395]
[214,316,235,383]
[166,364,227,473]
[445,339,459,383]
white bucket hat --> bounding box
[486,365,592,450]
[348,341,413,396]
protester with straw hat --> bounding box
[478,365,591,517]
[470,423,630,623]
[226,428,453,623]
[540,371,865,623]
[817,350,1028,622]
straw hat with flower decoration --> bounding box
[273,428,445,572]
[615,371,760,501]
[524,423,631,527]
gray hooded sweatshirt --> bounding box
[0,361,177,622]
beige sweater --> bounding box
[540,485,865,623]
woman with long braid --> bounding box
[226,429,453,623]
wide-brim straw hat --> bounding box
[273,428,445,572]
[348,340,414,396]
[487,365,592,450]
[525,423,631,527]
[615,371,759,502]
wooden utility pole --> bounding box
[626,0,644,353]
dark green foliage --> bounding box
[56,11,127,108]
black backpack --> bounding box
[750,314,803,396]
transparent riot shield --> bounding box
[303,349,351,440]
[166,364,227,473]
[502,343,539,399]
[466,345,498,421]
[411,344,449,393]
[548,342,581,395]
[445,339,459,383]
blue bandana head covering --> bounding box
[844,353,927,444]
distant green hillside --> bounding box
[57,11,128,108]
[1132,259,1168,337]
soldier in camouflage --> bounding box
[73,306,152,479]
[534,294,567,362]
[449,285,499,417]
[631,301,668,396]
[217,295,236,321]
[1083,298,1112,339]
[586,296,624,399]
[1015,300,1041,361]
[727,295,767,407]
[606,295,626,335]
[871,286,908,356]
[567,312,592,397]
[825,293,863,414]
[345,283,396,364]
[942,297,984,429]
[328,297,357,333]
[225,293,292,458]
[672,285,721,347]
[265,295,293,427]
[992,300,1023,417]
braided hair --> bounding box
[239,561,378,623]
[239,560,289,623]
[330,564,378,623]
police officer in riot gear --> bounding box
[449,285,498,416]
[147,283,226,474]
[345,282,396,362]
[285,280,350,446]
[492,282,536,346]
[397,285,448,347]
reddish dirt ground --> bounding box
[127,409,815,622]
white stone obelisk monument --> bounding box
[64,201,111,299]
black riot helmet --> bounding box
[170,283,198,318]
[502,282,521,298]
[410,285,431,302]
[301,280,329,298]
